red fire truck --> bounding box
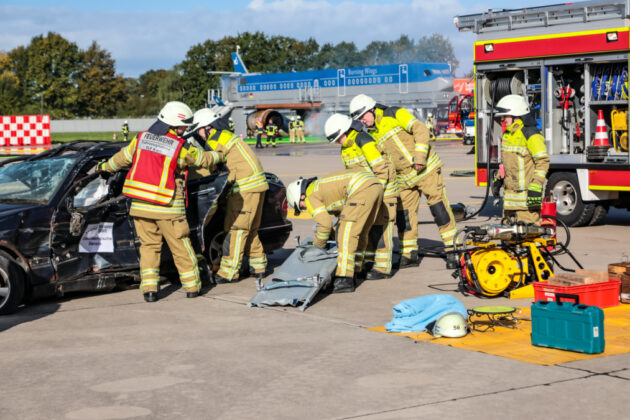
[455,1,630,226]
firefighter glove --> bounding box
[491,177,503,198]
[527,183,543,208]
[96,161,110,179]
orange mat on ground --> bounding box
[368,305,630,365]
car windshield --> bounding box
[0,155,78,204]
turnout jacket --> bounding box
[103,129,222,219]
[370,106,442,188]
[304,169,382,248]
[501,120,549,210]
[207,128,268,194]
[340,129,398,201]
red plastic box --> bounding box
[533,279,620,308]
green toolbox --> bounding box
[531,293,605,354]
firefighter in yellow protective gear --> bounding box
[288,116,296,143]
[295,115,306,143]
[265,119,278,148]
[425,113,436,141]
[122,120,130,141]
[255,119,264,149]
[492,95,549,225]
[188,108,269,283]
[324,113,398,279]
[350,94,458,269]
[286,169,383,293]
[98,102,224,303]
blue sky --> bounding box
[0,0,556,77]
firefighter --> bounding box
[286,168,383,293]
[288,116,296,143]
[122,120,130,141]
[295,115,306,143]
[425,112,436,141]
[492,94,549,225]
[265,119,278,148]
[188,107,269,283]
[97,102,224,302]
[228,117,235,132]
[350,94,459,269]
[324,113,397,279]
[255,119,264,149]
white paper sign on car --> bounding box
[79,222,114,253]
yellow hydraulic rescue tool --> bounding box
[454,222,582,297]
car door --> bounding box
[185,169,229,254]
[50,171,139,286]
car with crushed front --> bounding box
[0,141,292,314]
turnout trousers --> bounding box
[289,128,296,143]
[217,191,267,281]
[503,208,541,225]
[135,217,201,294]
[397,168,457,259]
[366,198,397,275]
[336,184,383,279]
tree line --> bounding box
[0,31,458,119]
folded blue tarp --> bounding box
[385,294,467,333]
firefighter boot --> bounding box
[366,269,390,280]
[186,291,199,298]
[144,292,158,303]
[399,250,419,269]
[332,276,355,293]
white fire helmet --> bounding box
[432,312,469,338]
[324,114,352,143]
[495,94,530,117]
[349,94,376,120]
[158,101,194,127]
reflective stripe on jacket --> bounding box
[341,130,398,199]
[207,129,268,194]
[371,106,442,187]
[104,129,221,219]
[305,168,382,247]
[501,120,550,210]
[123,131,184,205]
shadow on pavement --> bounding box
[0,300,60,333]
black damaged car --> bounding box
[0,141,291,314]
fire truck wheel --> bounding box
[588,204,609,226]
[546,172,595,227]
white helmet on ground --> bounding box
[324,114,352,143]
[495,94,530,117]
[158,101,194,127]
[188,108,220,133]
[286,178,307,213]
[432,312,469,338]
[349,94,376,120]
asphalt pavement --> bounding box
[1,140,629,419]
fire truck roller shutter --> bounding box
[483,72,526,105]
[247,110,285,135]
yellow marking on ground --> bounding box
[369,305,630,366]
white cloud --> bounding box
[0,1,488,77]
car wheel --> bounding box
[208,231,226,269]
[546,172,594,227]
[0,251,25,315]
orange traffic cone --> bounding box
[593,109,610,146]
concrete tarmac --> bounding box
[2,140,629,419]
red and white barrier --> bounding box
[0,115,51,146]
